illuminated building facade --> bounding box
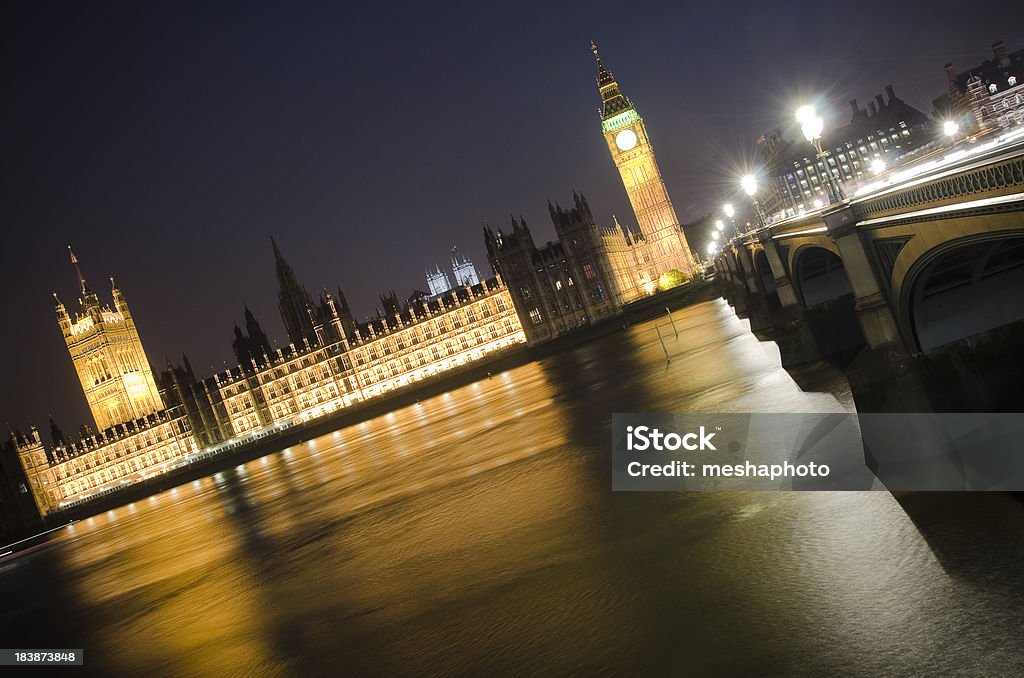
[426,265,452,296]
[758,85,930,221]
[56,247,164,432]
[184,278,524,441]
[485,192,620,343]
[940,40,1024,132]
[12,253,525,515]
[591,42,697,300]
[10,252,200,514]
[14,412,198,514]
[451,248,480,287]
[427,248,481,296]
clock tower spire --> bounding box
[591,42,696,292]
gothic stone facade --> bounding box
[485,193,620,343]
[13,271,525,515]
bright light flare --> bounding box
[714,219,725,231]
[943,120,960,137]
[741,174,758,196]
[797,105,824,142]
[723,203,735,218]
[801,116,824,142]
[795,105,816,124]
[870,158,886,174]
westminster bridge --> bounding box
[714,130,1024,411]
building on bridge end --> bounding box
[758,85,931,223]
[937,39,1024,134]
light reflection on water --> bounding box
[1,299,1022,676]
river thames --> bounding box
[2,298,1023,676]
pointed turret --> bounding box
[232,323,252,367]
[270,236,317,348]
[574,190,595,223]
[110,276,131,317]
[68,244,89,296]
[519,215,530,236]
[54,292,71,336]
[334,286,355,340]
[48,417,66,448]
[243,305,272,364]
[451,246,480,287]
[68,245,100,314]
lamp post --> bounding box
[797,104,845,203]
[705,242,718,274]
[741,174,765,231]
[722,203,740,238]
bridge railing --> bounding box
[852,140,1024,222]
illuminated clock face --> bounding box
[615,129,638,151]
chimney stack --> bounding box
[875,93,886,111]
[849,98,860,116]
[885,84,896,105]
[867,100,877,117]
[993,41,1009,66]
[945,63,956,82]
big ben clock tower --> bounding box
[592,41,696,284]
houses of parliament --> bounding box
[2,43,697,523]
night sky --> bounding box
[3,1,1022,434]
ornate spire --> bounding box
[270,236,317,347]
[591,40,614,87]
[49,416,66,448]
[68,244,89,295]
[590,41,633,121]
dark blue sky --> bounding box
[3,1,1022,433]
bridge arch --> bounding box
[792,245,866,357]
[905,235,1024,353]
[793,245,851,308]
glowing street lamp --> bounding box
[796,104,844,202]
[870,157,886,174]
[740,174,766,231]
[740,174,757,197]
[720,205,739,237]
[714,219,724,231]
[943,120,960,138]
